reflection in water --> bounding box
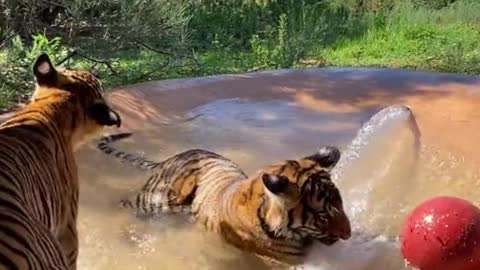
[75,97,479,270]
[181,98,362,158]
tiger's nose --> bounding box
[331,213,351,240]
[339,221,351,240]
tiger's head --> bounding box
[29,53,121,149]
[260,146,351,245]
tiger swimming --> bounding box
[97,133,351,267]
[0,54,121,270]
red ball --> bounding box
[401,196,480,270]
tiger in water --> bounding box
[0,54,121,270]
[97,133,351,267]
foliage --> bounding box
[320,0,480,74]
[0,0,191,55]
[0,33,71,110]
[327,0,460,13]
[7,34,69,67]
[0,0,193,111]
[249,0,334,69]
[251,14,297,69]
[189,0,333,50]
[1,0,480,111]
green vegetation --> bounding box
[1,0,480,110]
[320,1,480,73]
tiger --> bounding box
[0,53,121,270]
[97,133,351,267]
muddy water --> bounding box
[73,68,480,270]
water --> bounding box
[73,69,480,270]
[333,105,421,234]
[305,105,420,270]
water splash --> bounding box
[332,105,421,227]
[303,105,421,270]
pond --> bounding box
[75,68,480,270]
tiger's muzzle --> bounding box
[329,211,351,240]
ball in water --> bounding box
[401,196,480,270]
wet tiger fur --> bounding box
[98,133,351,267]
[0,54,121,270]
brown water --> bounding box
[70,68,480,270]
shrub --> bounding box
[0,0,191,55]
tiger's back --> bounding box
[119,148,248,218]
[0,54,121,270]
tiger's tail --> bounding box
[97,132,160,171]
[119,199,192,216]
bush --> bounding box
[188,0,267,49]
[0,0,193,111]
[413,0,458,9]
[251,13,308,69]
[327,0,460,14]
[0,0,191,55]
[189,0,333,50]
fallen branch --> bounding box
[135,40,174,56]
[57,50,78,66]
[135,39,201,67]
[76,51,118,75]
[57,50,118,75]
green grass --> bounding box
[318,1,480,74]
[1,0,480,111]
[320,24,480,74]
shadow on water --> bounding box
[57,67,480,270]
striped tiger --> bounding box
[98,133,351,267]
[0,54,121,270]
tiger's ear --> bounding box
[88,102,122,127]
[33,53,57,86]
[304,146,341,170]
[262,174,289,195]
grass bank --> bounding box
[320,1,480,74]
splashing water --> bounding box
[333,105,421,227]
[302,105,421,270]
